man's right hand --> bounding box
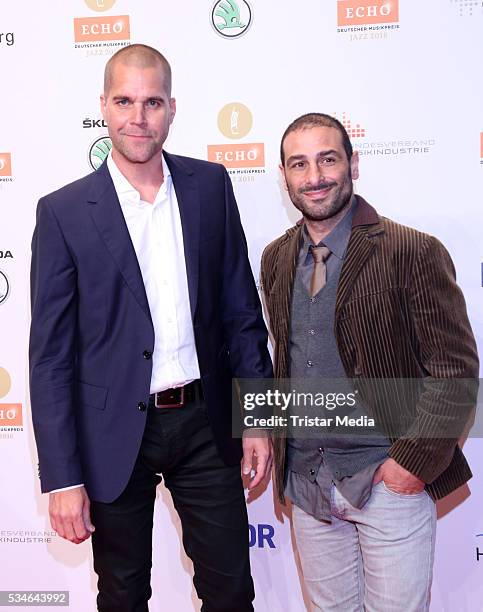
[49,486,95,544]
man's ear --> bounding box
[350,150,359,181]
[169,98,176,124]
[100,94,107,121]
[279,163,288,191]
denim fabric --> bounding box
[292,481,436,612]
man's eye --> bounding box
[321,157,335,164]
[117,99,129,106]
[147,100,160,108]
[292,162,305,169]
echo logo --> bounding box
[0,154,12,177]
[0,367,11,399]
[249,523,276,548]
[73,15,130,42]
[218,103,253,140]
[207,143,265,169]
[85,0,117,11]
[338,0,399,26]
[0,404,22,427]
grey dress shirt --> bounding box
[285,197,390,521]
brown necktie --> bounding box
[309,245,331,297]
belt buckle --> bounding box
[155,386,184,408]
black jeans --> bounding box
[90,395,254,612]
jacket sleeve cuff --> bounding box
[388,438,457,484]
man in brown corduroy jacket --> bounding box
[260,112,478,611]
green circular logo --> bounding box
[211,0,252,38]
[89,136,112,170]
[0,270,10,305]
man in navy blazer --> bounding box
[29,44,272,612]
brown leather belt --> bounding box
[149,380,201,408]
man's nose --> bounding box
[306,162,323,186]
[131,103,147,125]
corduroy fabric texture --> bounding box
[261,196,479,504]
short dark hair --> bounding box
[280,113,353,165]
[104,44,172,96]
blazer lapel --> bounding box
[335,196,384,315]
[271,224,303,377]
[87,161,152,322]
[164,151,200,319]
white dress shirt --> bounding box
[107,151,200,393]
[50,152,200,493]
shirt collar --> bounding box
[106,151,171,207]
[300,195,357,263]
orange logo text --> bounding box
[0,404,22,427]
[207,144,265,169]
[338,0,399,26]
[74,15,130,42]
[0,153,12,176]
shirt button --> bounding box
[309,329,315,336]
[309,469,315,476]
[138,401,147,412]
[143,350,152,360]
[318,447,324,455]
[307,360,313,368]
[310,297,316,303]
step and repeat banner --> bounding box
[1,1,482,610]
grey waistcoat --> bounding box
[285,204,390,520]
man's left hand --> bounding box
[241,430,272,490]
[373,458,425,494]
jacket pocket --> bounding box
[75,380,108,410]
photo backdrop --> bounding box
[0,1,482,610]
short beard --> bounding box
[289,174,353,222]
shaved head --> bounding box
[104,44,172,96]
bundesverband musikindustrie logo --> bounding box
[450,0,483,16]
[333,111,436,158]
[211,0,252,38]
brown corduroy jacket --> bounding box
[260,196,479,504]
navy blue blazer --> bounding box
[29,152,272,503]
